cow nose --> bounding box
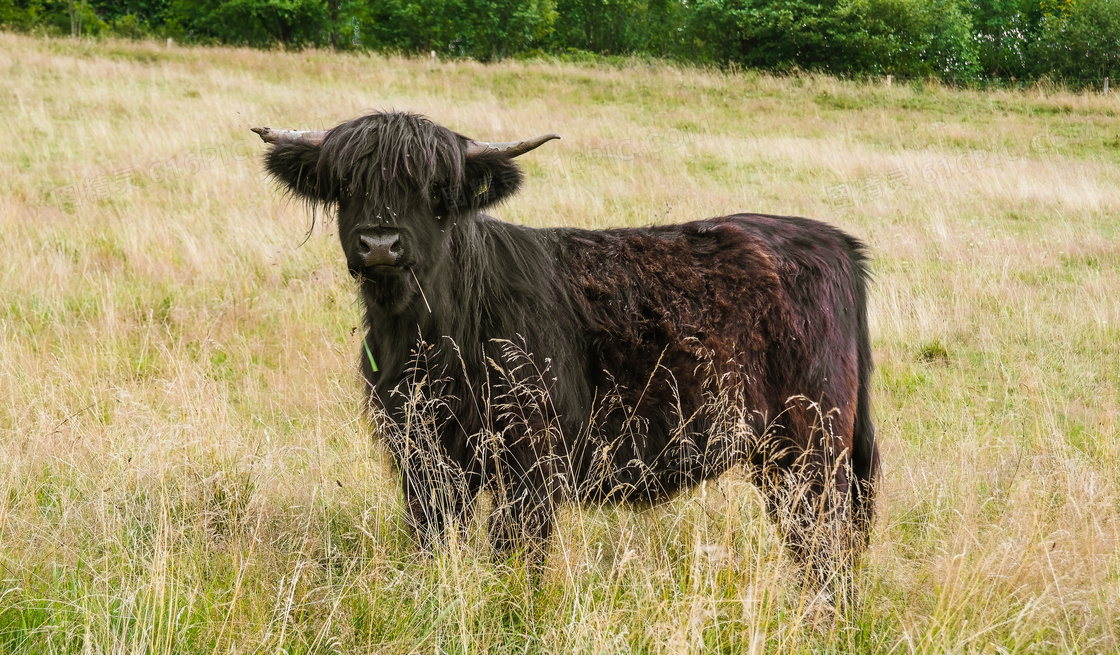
[357,233,402,267]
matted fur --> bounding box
[260,111,880,586]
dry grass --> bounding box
[1,32,1118,653]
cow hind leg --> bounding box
[756,432,862,608]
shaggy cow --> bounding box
[254,112,879,584]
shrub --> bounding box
[548,0,686,56]
[357,0,556,60]
[0,0,1113,82]
[110,13,146,39]
[967,0,1037,80]
[166,0,333,48]
[1032,0,1120,82]
[683,0,980,79]
[0,0,45,31]
[684,0,867,72]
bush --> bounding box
[683,0,979,79]
[51,1,109,37]
[0,0,1113,83]
[166,0,333,48]
[356,0,556,60]
[865,0,981,79]
[684,0,858,71]
[1032,0,1120,82]
[0,0,45,31]
[549,0,686,56]
[111,13,146,39]
[968,0,1037,79]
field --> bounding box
[1,32,1118,653]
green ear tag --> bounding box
[474,180,490,197]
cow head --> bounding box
[254,112,558,308]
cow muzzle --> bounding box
[357,232,403,268]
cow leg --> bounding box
[755,432,858,606]
[487,440,567,563]
[395,448,480,551]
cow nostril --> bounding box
[389,238,402,255]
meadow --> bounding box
[0,32,1117,653]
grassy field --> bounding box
[1,32,1118,653]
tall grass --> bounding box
[0,32,1117,653]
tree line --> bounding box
[2,0,1117,83]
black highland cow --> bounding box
[254,112,879,587]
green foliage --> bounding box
[1032,0,1120,79]
[860,0,982,79]
[549,0,686,56]
[165,0,334,47]
[967,0,1036,78]
[682,0,981,79]
[685,0,861,72]
[110,13,145,38]
[0,0,1114,82]
[356,0,556,60]
[0,0,45,30]
[87,0,171,25]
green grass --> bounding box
[0,32,1118,653]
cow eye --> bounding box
[429,189,449,216]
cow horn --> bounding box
[466,134,560,158]
[251,127,328,146]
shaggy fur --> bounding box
[262,111,880,580]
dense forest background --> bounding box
[2,0,1117,83]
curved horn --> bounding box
[251,127,327,146]
[466,133,560,158]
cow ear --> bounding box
[262,139,330,203]
[452,150,523,211]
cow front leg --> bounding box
[396,451,480,551]
[487,444,567,563]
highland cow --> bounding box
[254,111,879,585]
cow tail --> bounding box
[849,245,879,548]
